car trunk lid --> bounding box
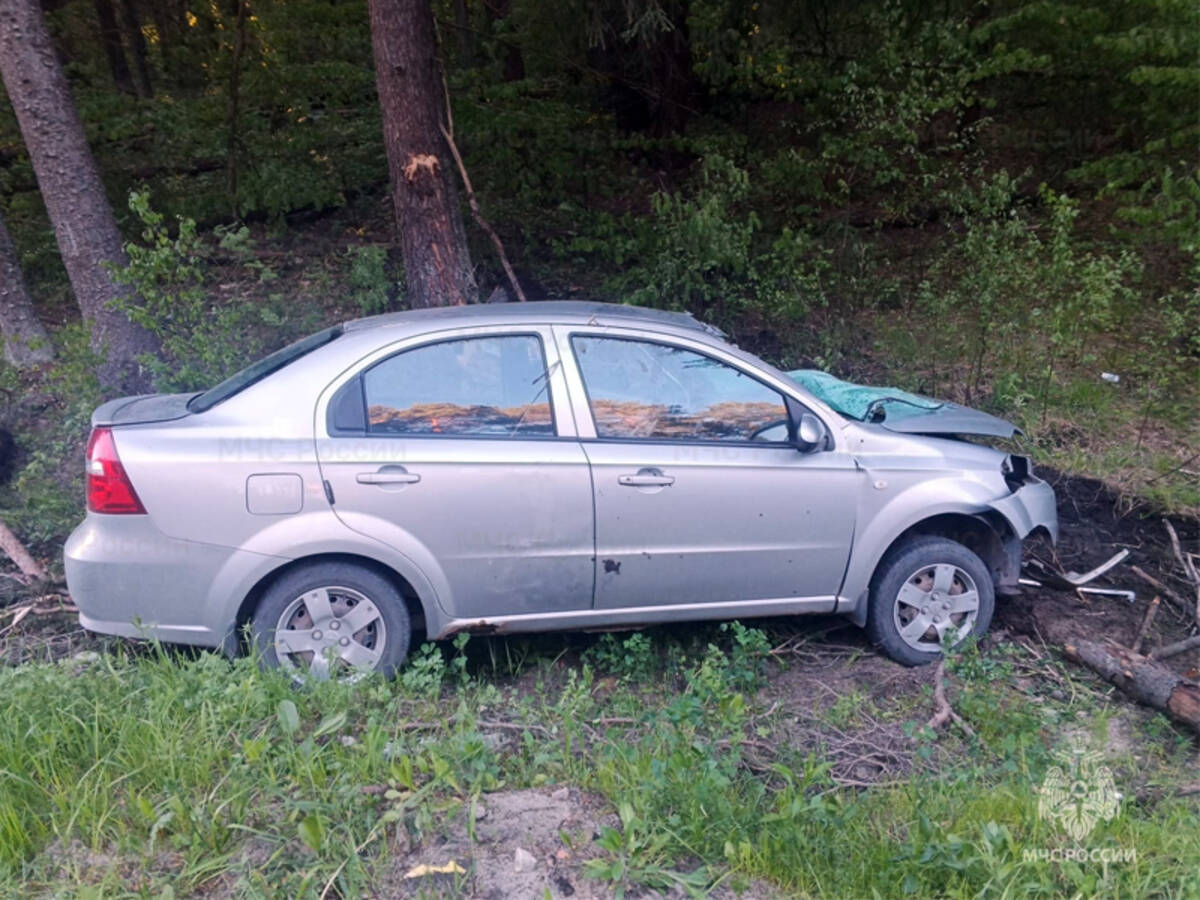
[90,393,199,427]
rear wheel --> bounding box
[865,537,994,666]
[252,562,411,681]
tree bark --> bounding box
[369,0,477,308]
[0,0,158,391]
[453,0,475,68]
[1064,638,1200,735]
[225,0,248,216]
[0,210,53,366]
[118,0,153,98]
[483,0,523,82]
[92,0,136,96]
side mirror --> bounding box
[795,412,825,452]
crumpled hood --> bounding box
[873,402,1021,438]
[787,370,1021,439]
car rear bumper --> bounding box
[64,514,276,648]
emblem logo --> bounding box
[1037,737,1119,841]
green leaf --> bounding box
[312,711,347,739]
[277,699,300,736]
[298,814,324,852]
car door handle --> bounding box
[356,468,421,485]
[618,468,675,487]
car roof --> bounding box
[344,300,726,339]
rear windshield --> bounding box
[188,325,343,413]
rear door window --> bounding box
[361,335,555,437]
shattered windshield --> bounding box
[787,370,943,423]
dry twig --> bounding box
[1133,596,1161,654]
[925,659,976,739]
[1130,566,1191,620]
[1163,519,1200,625]
[1150,634,1200,661]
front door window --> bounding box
[570,336,789,442]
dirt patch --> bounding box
[375,786,777,899]
[999,469,1199,671]
[375,786,612,898]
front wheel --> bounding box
[252,562,411,682]
[865,536,995,667]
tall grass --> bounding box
[1,634,1197,896]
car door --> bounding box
[314,327,595,619]
[560,329,858,611]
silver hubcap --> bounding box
[893,563,980,653]
[274,586,385,681]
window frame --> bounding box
[567,333,799,448]
[326,331,562,441]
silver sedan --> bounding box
[64,301,1057,677]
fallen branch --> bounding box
[1150,634,1200,661]
[0,519,46,582]
[1163,519,1200,625]
[1063,638,1200,735]
[925,659,976,738]
[439,66,526,304]
[1133,596,1161,654]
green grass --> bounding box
[1,630,1198,897]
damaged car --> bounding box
[64,301,1057,676]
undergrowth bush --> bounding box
[598,155,830,331]
[112,191,305,393]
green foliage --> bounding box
[345,245,394,316]
[3,326,103,543]
[111,191,302,393]
[595,155,829,331]
[892,174,1144,406]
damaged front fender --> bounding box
[988,477,1059,543]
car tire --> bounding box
[252,561,411,681]
[865,536,995,667]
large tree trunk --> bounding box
[484,0,524,82]
[368,0,477,307]
[0,0,158,391]
[0,210,53,366]
[225,0,248,216]
[118,0,153,98]
[92,0,136,95]
[453,0,475,68]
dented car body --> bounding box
[65,301,1057,674]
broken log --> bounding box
[1063,639,1200,735]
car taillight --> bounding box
[86,427,146,514]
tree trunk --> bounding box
[1064,638,1200,735]
[0,210,53,366]
[484,0,523,82]
[0,0,158,391]
[118,0,153,98]
[453,0,475,68]
[369,0,477,308]
[225,0,248,216]
[92,0,136,96]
